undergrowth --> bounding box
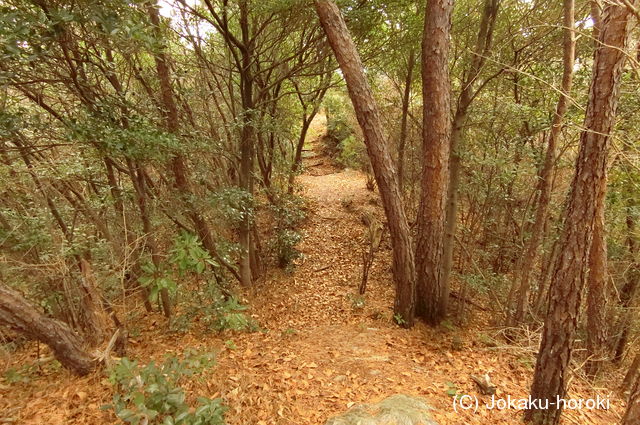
[104,350,225,425]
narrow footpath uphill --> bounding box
[0,119,628,425]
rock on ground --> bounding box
[325,394,440,425]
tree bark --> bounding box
[508,0,575,327]
[0,283,96,376]
[623,353,640,393]
[525,3,633,424]
[397,50,415,190]
[585,181,608,378]
[591,34,624,378]
[315,0,416,326]
[414,0,454,325]
[623,373,640,425]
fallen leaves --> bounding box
[1,145,627,425]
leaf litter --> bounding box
[0,135,628,425]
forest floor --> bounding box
[0,115,630,425]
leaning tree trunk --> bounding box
[414,0,454,325]
[508,0,575,328]
[525,3,633,424]
[622,373,640,425]
[442,0,499,314]
[315,0,416,326]
[148,0,222,300]
[0,283,96,376]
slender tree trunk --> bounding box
[0,283,96,376]
[623,353,640,393]
[288,116,314,193]
[613,268,639,362]
[623,373,640,425]
[525,3,633,424]
[127,159,156,313]
[614,189,640,363]
[78,259,109,346]
[315,0,416,326]
[585,182,608,378]
[397,50,415,190]
[577,5,604,371]
[442,0,500,305]
[508,0,575,327]
[148,0,223,302]
[414,0,454,325]
[533,235,559,316]
[147,0,179,316]
[238,0,256,287]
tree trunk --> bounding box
[0,283,96,376]
[525,3,633,424]
[288,115,314,194]
[78,259,109,346]
[148,0,222,301]
[614,191,640,363]
[623,353,640,393]
[623,373,640,425]
[442,0,500,308]
[315,0,416,326]
[508,0,575,327]
[585,183,608,378]
[414,0,454,325]
[397,50,415,190]
[238,0,256,287]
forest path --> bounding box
[203,117,539,425]
[3,115,625,425]
[210,115,624,425]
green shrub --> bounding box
[104,350,226,425]
[336,135,366,170]
[269,194,306,269]
[274,228,303,269]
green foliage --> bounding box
[105,350,226,425]
[281,328,297,337]
[445,381,459,398]
[324,92,354,151]
[477,333,498,348]
[273,229,303,269]
[323,92,366,169]
[209,188,255,227]
[3,365,34,384]
[70,111,181,161]
[440,319,457,332]
[458,272,505,296]
[170,232,220,276]
[336,135,366,170]
[445,381,467,401]
[347,293,366,310]
[269,193,306,269]
[2,360,62,384]
[169,281,258,334]
[210,297,259,333]
[139,261,177,306]
[393,313,407,326]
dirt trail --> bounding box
[0,116,626,425]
